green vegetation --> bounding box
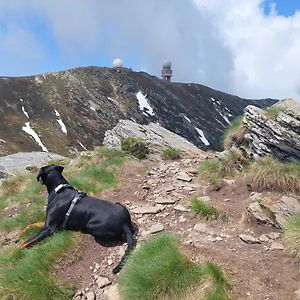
[0,175,43,210]
[119,233,229,300]
[0,231,74,300]
[160,146,182,160]
[198,150,246,190]
[190,198,228,221]
[0,146,129,299]
[121,136,149,159]
[247,156,300,193]
[223,116,247,149]
[263,106,284,120]
[284,214,300,259]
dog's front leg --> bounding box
[19,225,55,249]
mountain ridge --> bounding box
[0,66,277,156]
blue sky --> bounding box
[0,0,300,101]
[263,0,299,16]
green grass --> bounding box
[160,147,182,160]
[69,157,127,193]
[0,198,45,231]
[121,136,149,159]
[223,116,247,149]
[119,233,229,300]
[0,231,74,300]
[247,156,300,193]
[263,107,284,120]
[189,198,228,221]
[284,214,300,259]
[198,150,245,190]
[0,177,43,211]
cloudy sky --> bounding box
[0,0,299,101]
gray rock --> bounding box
[85,291,95,300]
[244,99,300,161]
[270,196,300,228]
[247,202,275,226]
[266,232,280,240]
[294,288,300,300]
[132,205,164,214]
[103,120,204,155]
[239,234,261,244]
[194,223,210,233]
[155,197,176,204]
[269,242,284,250]
[176,172,192,182]
[95,276,112,288]
[174,204,189,212]
[259,234,269,242]
[0,152,66,175]
[103,284,121,300]
[149,224,165,234]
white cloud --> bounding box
[193,0,300,100]
[0,0,299,101]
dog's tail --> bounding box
[112,223,135,274]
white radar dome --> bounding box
[163,60,172,68]
[112,58,123,68]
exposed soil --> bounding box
[47,155,300,299]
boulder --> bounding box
[243,99,300,162]
[103,120,204,155]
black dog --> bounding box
[20,165,135,274]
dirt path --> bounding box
[55,155,299,300]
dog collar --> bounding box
[54,184,72,193]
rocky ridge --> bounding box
[0,66,276,156]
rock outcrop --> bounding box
[0,152,65,176]
[103,120,204,155]
[243,99,300,161]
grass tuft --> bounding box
[190,198,228,221]
[0,231,74,300]
[198,150,246,190]
[160,147,182,160]
[263,107,284,120]
[284,214,300,259]
[121,137,149,159]
[223,117,247,149]
[119,233,229,300]
[248,156,300,193]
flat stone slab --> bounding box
[155,197,176,204]
[96,276,112,288]
[176,172,192,182]
[149,224,165,234]
[239,234,261,244]
[132,205,164,214]
[194,223,210,233]
[269,242,284,251]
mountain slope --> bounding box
[0,67,276,156]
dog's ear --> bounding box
[54,165,64,174]
[36,167,46,184]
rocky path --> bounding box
[55,155,299,300]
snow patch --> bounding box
[0,139,6,143]
[195,127,210,146]
[90,107,96,112]
[35,76,43,84]
[21,106,29,119]
[78,142,87,150]
[107,97,115,101]
[182,114,191,123]
[55,110,67,134]
[136,91,155,116]
[22,122,48,152]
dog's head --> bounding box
[37,165,64,184]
